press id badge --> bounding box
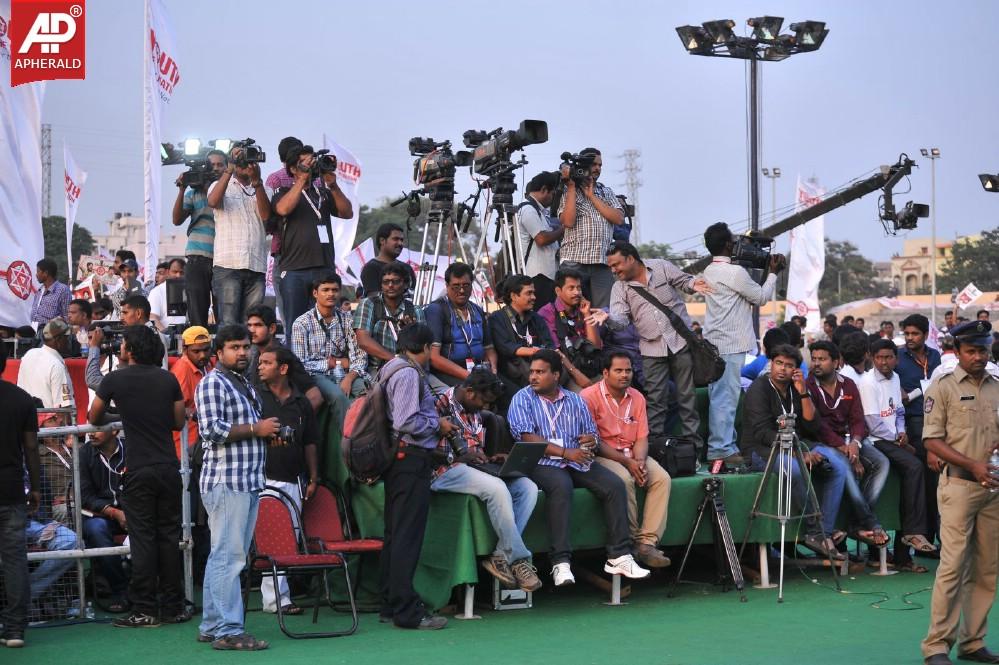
[317,225,331,244]
[465,358,476,372]
[550,437,564,448]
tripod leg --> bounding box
[711,495,747,602]
[791,440,842,591]
[738,442,779,560]
[470,207,493,276]
[413,222,433,305]
[667,496,711,598]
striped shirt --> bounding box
[382,356,439,449]
[557,181,623,264]
[702,257,776,355]
[290,307,369,381]
[507,386,597,471]
[433,387,484,478]
[606,259,696,357]
[182,188,216,258]
[352,295,425,373]
[195,367,267,493]
[30,280,71,325]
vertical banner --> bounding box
[322,134,362,274]
[0,0,45,326]
[786,176,826,334]
[63,141,87,279]
[143,0,180,278]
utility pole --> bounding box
[619,149,642,243]
[41,123,52,218]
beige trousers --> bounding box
[594,456,671,546]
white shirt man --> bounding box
[858,366,905,441]
[17,319,74,410]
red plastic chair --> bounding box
[302,484,383,556]
[249,494,358,639]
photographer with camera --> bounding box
[702,222,783,467]
[207,143,271,326]
[172,149,226,328]
[537,268,604,391]
[272,144,353,327]
[256,346,320,616]
[517,171,563,309]
[557,148,625,309]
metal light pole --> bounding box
[763,167,781,322]
[920,148,940,324]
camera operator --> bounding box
[741,343,848,560]
[256,346,320,616]
[207,146,271,326]
[87,296,168,392]
[272,145,353,327]
[88,325,187,628]
[557,148,625,309]
[264,136,306,324]
[172,149,226,328]
[702,222,782,467]
[517,171,563,309]
[148,257,186,333]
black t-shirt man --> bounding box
[0,381,39,505]
[96,365,183,470]
[259,384,319,483]
[272,184,336,272]
[360,258,416,297]
[246,339,317,394]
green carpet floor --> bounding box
[8,557,985,665]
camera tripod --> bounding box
[738,415,841,602]
[669,477,746,602]
[410,208,474,306]
[470,201,527,281]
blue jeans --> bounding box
[212,267,264,326]
[200,485,259,639]
[706,352,745,460]
[431,464,538,563]
[25,520,78,600]
[0,504,29,633]
[280,268,327,330]
[313,374,366,428]
[82,516,128,594]
[825,445,881,532]
[752,444,846,535]
[859,440,890,511]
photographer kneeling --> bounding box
[702,222,783,467]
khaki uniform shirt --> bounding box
[922,365,999,464]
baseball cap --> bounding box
[181,326,211,346]
[41,318,71,341]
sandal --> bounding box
[280,603,304,616]
[852,528,889,547]
[107,598,130,614]
[901,534,938,553]
[830,530,848,546]
[896,560,929,573]
[212,633,269,651]
[802,534,846,561]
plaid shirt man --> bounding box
[195,368,267,493]
[352,294,425,373]
[290,306,369,381]
[30,280,71,325]
[557,181,624,264]
[432,387,485,479]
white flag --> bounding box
[786,177,826,333]
[143,0,180,278]
[0,0,45,327]
[322,134,362,273]
[955,282,983,310]
[63,142,87,280]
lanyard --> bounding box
[768,379,795,417]
[599,381,633,424]
[97,440,125,505]
[315,309,346,358]
[301,185,323,220]
[540,394,565,440]
[506,308,534,346]
[46,443,72,470]
[911,351,929,379]
[814,379,843,412]
[451,304,475,351]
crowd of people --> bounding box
[1,143,997,663]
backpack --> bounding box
[341,360,419,485]
[372,297,418,334]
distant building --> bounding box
[889,235,979,296]
[91,212,187,266]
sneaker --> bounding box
[551,562,575,587]
[510,559,543,592]
[415,614,448,630]
[112,612,161,628]
[636,543,672,568]
[1,632,25,648]
[604,554,651,579]
[481,554,517,588]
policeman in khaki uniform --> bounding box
[921,321,999,665]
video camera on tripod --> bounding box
[462,120,548,207]
[776,413,796,447]
[406,137,471,222]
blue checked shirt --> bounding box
[30,280,71,325]
[507,386,597,471]
[195,368,267,493]
[291,307,369,380]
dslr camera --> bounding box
[277,425,296,445]
[560,151,597,187]
[230,138,266,167]
[731,234,786,286]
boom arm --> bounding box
[684,157,915,274]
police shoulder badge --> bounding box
[924,396,934,414]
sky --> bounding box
[40,0,999,262]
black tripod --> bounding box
[738,414,841,602]
[669,477,746,602]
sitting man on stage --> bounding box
[581,352,672,569]
[741,343,848,560]
[508,349,650,587]
[431,368,542,592]
[425,263,498,388]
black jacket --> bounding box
[79,439,126,514]
[740,375,821,461]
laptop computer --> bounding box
[472,441,549,479]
